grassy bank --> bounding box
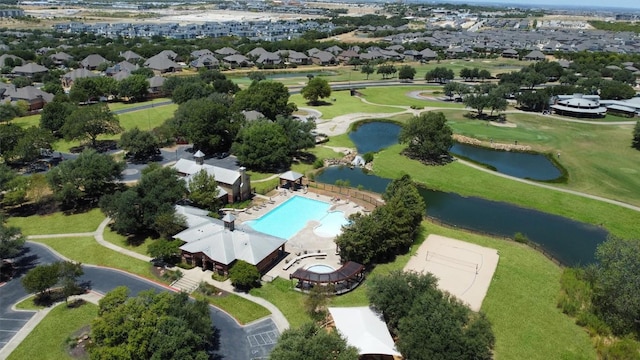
[290,91,400,119]
[250,278,312,329]
[7,302,98,360]
[192,292,271,325]
[7,208,104,236]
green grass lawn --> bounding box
[192,293,271,325]
[11,114,40,128]
[102,228,153,256]
[442,110,640,207]
[7,208,105,236]
[7,302,98,360]
[29,237,155,279]
[14,295,45,310]
[291,91,400,120]
[250,278,312,329]
[107,98,171,112]
[357,86,465,109]
[373,144,638,239]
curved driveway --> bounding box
[0,242,276,360]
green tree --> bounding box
[301,77,331,105]
[600,80,635,100]
[12,76,32,88]
[377,64,397,79]
[148,238,182,264]
[9,126,54,164]
[399,112,453,163]
[632,121,640,150]
[593,236,640,336]
[522,71,547,89]
[478,69,492,81]
[100,166,186,236]
[398,65,416,81]
[118,74,149,101]
[91,288,213,359]
[58,261,84,304]
[119,127,160,161]
[361,64,375,80]
[0,103,22,124]
[172,81,212,104]
[269,322,359,360]
[0,215,25,261]
[187,170,220,212]
[40,101,76,134]
[61,103,122,148]
[275,116,316,156]
[21,263,60,298]
[229,260,260,290]
[47,149,124,208]
[425,67,454,83]
[232,119,291,172]
[247,71,266,82]
[131,67,155,78]
[234,81,296,120]
[304,284,334,321]
[517,91,548,111]
[172,97,242,154]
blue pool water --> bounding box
[315,211,349,237]
[247,196,348,239]
[306,264,336,274]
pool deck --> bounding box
[233,190,365,281]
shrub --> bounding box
[513,232,529,244]
[313,158,324,169]
[363,152,374,163]
[229,260,260,291]
[598,337,640,360]
[577,311,611,336]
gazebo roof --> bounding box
[290,261,364,283]
[280,170,304,182]
[194,150,205,158]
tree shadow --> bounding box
[306,100,333,107]
[69,140,118,154]
[293,152,317,165]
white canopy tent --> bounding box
[328,307,402,358]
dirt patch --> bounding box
[67,324,91,359]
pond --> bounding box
[450,143,562,181]
[316,166,608,266]
[349,121,562,181]
[349,121,402,154]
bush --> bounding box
[197,281,220,296]
[598,337,640,360]
[513,232,529,244]
[229,260,260,291]
[577,311,611,336]
[175,262,195,270]
[363,152,374,163]
[313,158,324,169]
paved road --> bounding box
[0,243,277,359]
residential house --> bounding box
[223,54,253,68]
[337,49,359,63]
[524,50,546,61]
[62,68,98,88]
[191,49,213,59]
[419,48,438,61]
[310,50,336,66]
[156,49,178,61]
[246,47,270,59]
[174,205,286,275]
[215,47,239,56]
[325,45,343,55]
[501,48,519,58]
[49,52,73,66]
[256,52,281,66]
[280,50,310,65]
[144,54,181,74]
[1,85,54,111]
[190,54,220,69]
[81,54,109,70]
[120,50,143,63]
[12,63,48,78]
[148,76,166,96]
[105,61,137,76]
[173,155,251,203]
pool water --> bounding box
[306,264,336,274]
[246,196,348,239]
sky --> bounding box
[433,0,640,10]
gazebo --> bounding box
[279,170,304,190]
[290,261,365,294]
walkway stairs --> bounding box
[170,276,200,293]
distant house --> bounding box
[156,49,178,61]
[215,47,239,56]
[173,154,251,204]
[337,49,359,63]
[190,54,219,69]
[310,50,336,66]
[144,54,181,74]
[223,54,252,68]
[524,50,546,61]
[1,85,54,111]
[325,45,343,55]
[148,76,166,95]
[255,52,281,66]
[49,52,73,66]
[247,47,270,58]
[419,48,438,61]
[174,205,286,275]
[191,49,213,59]
[105,61,137,76]
[280,50,310,65]
[12,63,48,78]
[61,68,98,88]
[120,50,143,62]
[81,54,109,70]
[501,49,519,59]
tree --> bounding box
[233,80,296,120]
[522,71,547,89]
[187,170,220,212]
[275,116,316,156]
[361,64,375,80]
[119,127,160,161]
[9,126,54,163]
[100,166,186,236]
[131,67,155,78]
[486,89,508,116]
[600,80,635,100]
[301,77,331,105]
[232,119,291,172]
[118,74,149,101]
[148,238,182,264]
[304,284,334,321]
[229,260,260,290]
[0,103,22,123]
[21,263,60,298]
[517,91,548,111]
[172,97,242,154]
[377,64,397,79]
[247,71,266,83]
[58,261,84,304]
[633,121,640,150]
[0,216,25,261]
[172,81,211,104]
[398,65,416,81]
[47,149,124,208]
[269,322,359,360]
[399,112,453,163]
[91,288,213,359]
[40,101,76,134]
[12,76,32,88]
[478,69,492,81]
[443,82,469,101]
[61,103,122,148]
[425,67,454,83]
[593,236,640,336]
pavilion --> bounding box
[290,261,365,294]
[550,94,607,118]
[279,170,304,190]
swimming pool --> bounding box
[306,264,336,274]
[246,196,348,239]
